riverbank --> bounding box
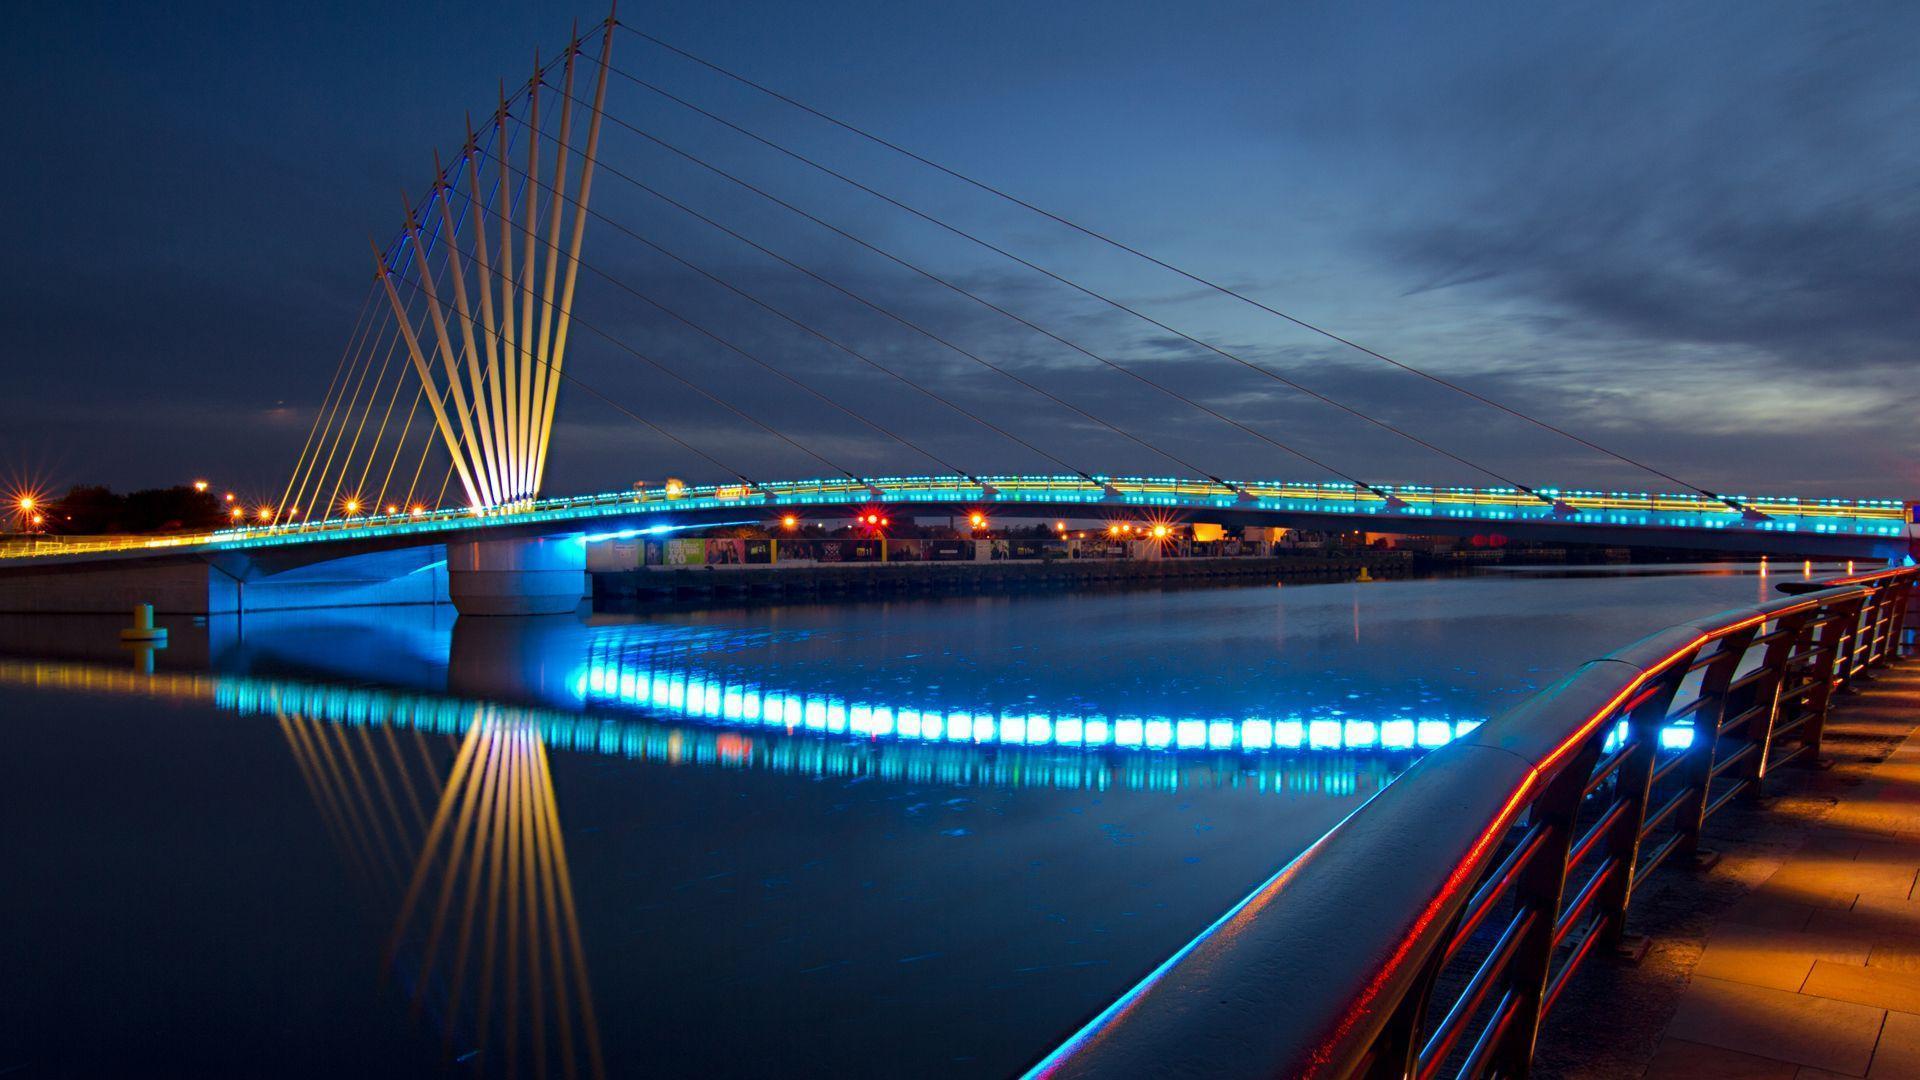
[592,549,1413,607]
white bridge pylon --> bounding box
[374,20,614,512]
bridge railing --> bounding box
[0,475,1907,562]
[1030,565,1918,1080]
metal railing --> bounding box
[1030,565,1918,1079]
[1,475,1908,563]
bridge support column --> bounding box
[446,535,587,616]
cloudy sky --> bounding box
[5,1,1916,503]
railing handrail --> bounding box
[1,475,1909,564]
[1030,567,1919,1079]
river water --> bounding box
[0,562,1824,1077]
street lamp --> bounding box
[192,480,209,493]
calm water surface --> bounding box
[0,563,1815,1077]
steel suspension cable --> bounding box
[292,302,398,528]
[396,224,864,491]
[373,382,429,512]
[515,108,1273,494]
[606,65,1555,503]
[323,300,414,520]
[495,118,1104,486]
[295,163,485,527]
[278,284,379,523]
[467,148,1022,488]
[285,293,386,523]
[616,24,1750,513]
[385,261,768,492]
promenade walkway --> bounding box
[1537,665,1920,1078]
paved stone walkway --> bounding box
[1538,665,1920,1078]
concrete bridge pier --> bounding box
[445,534,587,616]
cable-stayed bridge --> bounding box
[5,11,1912,613]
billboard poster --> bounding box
[666,538,705,566]
[705,539,746,565]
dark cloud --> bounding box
[4,1,1915,501]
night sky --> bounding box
[6,2,1916,503]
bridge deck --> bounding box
[2,475,1910,565]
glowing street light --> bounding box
[781,514,798,530]
[257,507,275,523]
[410,505,427,517]
[229,507,245,522]
[969,512,987,529]
[1152,524,1171,539]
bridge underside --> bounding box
[0,547,452,615]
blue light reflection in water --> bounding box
[574,634,1484,754]
[0,565,1794,1078]
[0,659,1394,798]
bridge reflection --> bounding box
[276,701,604,1078]
[0,612,1423,1074]
[0,656,1400,797]
[0,600,1450,795]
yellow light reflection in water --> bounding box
[279,702,603,1078]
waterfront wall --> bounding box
[593,550,1409,606]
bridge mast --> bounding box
[371,11,615,510]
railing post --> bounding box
[1736,608,1811,799]
[1855,589,1885,670]
[1676,629,1756,856]
[1837,592,1874,685]
[1897,580,1919,660]
[1493,742,1597,1078]
[1596,669,1687,950]
[1867,584,1904,667]
[1802,597,1865,754]
[1364,954,1443,1080]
